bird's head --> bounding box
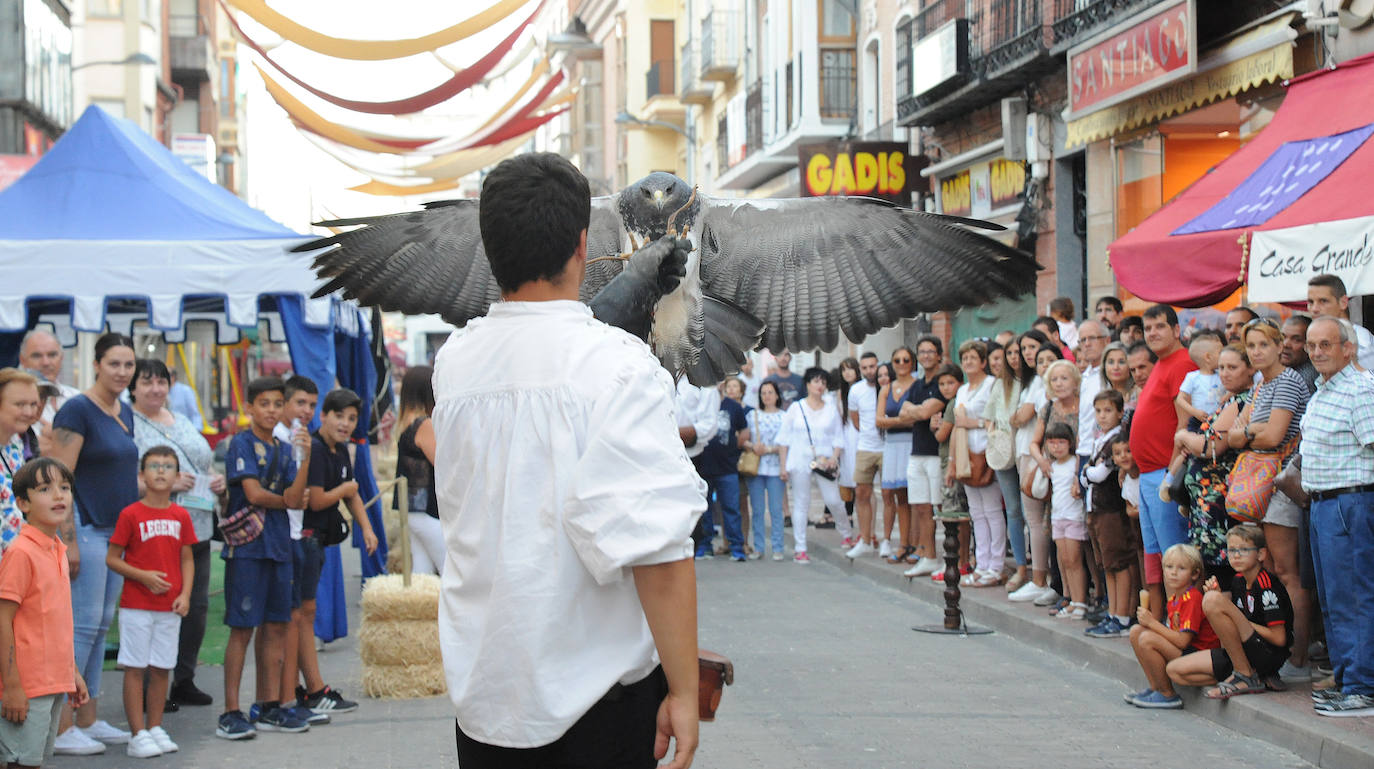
[619,172,699,241]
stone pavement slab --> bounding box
[52,544,1315,768]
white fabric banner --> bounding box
[1247,215,1374,303]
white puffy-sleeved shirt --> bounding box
[676,380,720,458]
[430,300,706,748]
[778,398,845,472]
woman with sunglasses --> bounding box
[875,347,918,564]
[1228,316,1313,678]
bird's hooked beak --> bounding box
[652,189,666,208]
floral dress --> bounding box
[0,435,23,550]
[1182,389,1252,568]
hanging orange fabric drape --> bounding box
[223,0,533,60]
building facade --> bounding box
[0,0,73,159]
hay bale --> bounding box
[359,620,441,665]
[360,573,445,699]
[360,573,441,621]
[362,662,446,699]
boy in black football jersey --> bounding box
[1164,524,1292,699]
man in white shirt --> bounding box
[677,379,721,557]
[432,153,703,769]
[1074,320,1108,609]
[845,352,884,558]
[738,356,763,410]
[1307,273,1374,371]
[19,329,81,434]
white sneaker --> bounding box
[1007,580,1043,602]
[878,540,893,559]
[845,541,874,559]
[126,730,162,759]
[911,557,941,577]
[772,552,784,561]
[902,562,924,578]
[1032,585,1063,607]
[148,725,178,753]
[53,726,106,755]
[82,719,132,744]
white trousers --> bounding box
[964,482,1006,575]
[408,512,446,575]
[787,470,850,552]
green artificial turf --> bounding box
[104,555,228,671]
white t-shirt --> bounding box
[1121,474,1140,510]
[1180,370,1222,417]
[1050,459,1085,522]
[779,398,845,472]
[676,381,720,459]
[954,377,995,453]
[1077,364,1102,456]
[1016,376,1047,456]
[1354,322,1374,371]
[272,421,305,541]
[848,378,883,453]
[432,300,704,748]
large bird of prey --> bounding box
[295,171,1038,385]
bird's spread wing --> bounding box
[697,196,1040,352]
[293,196,626,326]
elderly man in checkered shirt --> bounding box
[1298,316,1374,718]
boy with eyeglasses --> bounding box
[105,447,196,757]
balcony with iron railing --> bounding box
[745,79,763,156]
[169,14,213,82]
[700,7,742,83]
[642,60,685,123]
[1051,0,1297,51]
[679,43,714,106]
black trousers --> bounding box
[173,540,212,685]
[455,667,667,769]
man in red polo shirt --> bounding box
[1129,304,1196,620]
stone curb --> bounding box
[802,531,1374,769]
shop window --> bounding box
[1115,135,1162,238]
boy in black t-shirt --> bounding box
[1165,524,1292,700]
[694,395,750,561]
[297,390,379,717]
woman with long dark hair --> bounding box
[395,366,442,575]
[48,332,139,752]
[834,357,861,540]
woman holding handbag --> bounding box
[875,349,918,564]
[1227,318,1312,674]
[778,368,848,564]
[984,341,1027,591]
[745,382,787,560]
[947,340,1002,587]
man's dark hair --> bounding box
[915,335,943,356]
[859,351,879,361]
[1284,313,1313,331]
[322,388,363,415]
[11,457,75,503]
[140,445,180,472]
[284,375,318,400]
[1032,315,1058,335]
[802,367,830,387]
[1228,305,1259,322]
[1126,341,1157,363]
[1096,296,1123,313]
[246,376,285,405]
[1142,304,1179,327]
[128,358,170,402]
[1308,273,1348,298]
[1093,388,1125,411]
[1119,316,1144,334]
[479,153,591,293]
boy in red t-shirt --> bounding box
[106,447,196,759]
[0,458,89,768]
[1125,543,1218,709]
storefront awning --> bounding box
[1109,50,1374,307]
[1065,14,1297,149]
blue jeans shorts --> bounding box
[223,557,293,628]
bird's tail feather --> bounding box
[684,296,766,386]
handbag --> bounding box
[986,426,1014,471]
[964,450,996,487]
[1225,435,1298,524]
[737,413,760,477]
[800,407,839,481]
[320,508,351,547]
[219,441,279,547]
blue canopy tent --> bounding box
[0,104,386,640]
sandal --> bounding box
[888,546,915,565]
[1205,672,1263,700]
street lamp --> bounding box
[72,52,156,72]
[615,111,696,183]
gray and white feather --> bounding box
[295,171,1039,385]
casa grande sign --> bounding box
[799,142,919,206]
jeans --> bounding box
[174,540,211,686]
[72,522,122,699]
[699,474,745,557]
[1310,491,1374,695]
[1137,467,1187,556]
[748,474,786,554]
[995,466,1027,566]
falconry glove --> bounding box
[589,235,690,342]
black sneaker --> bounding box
[301,686,358,714]
[215,710,256,741]
[170,679,214,707]
[253,705,309,733]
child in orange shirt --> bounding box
[0,458,90,768]
[1125,543,1218,709]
